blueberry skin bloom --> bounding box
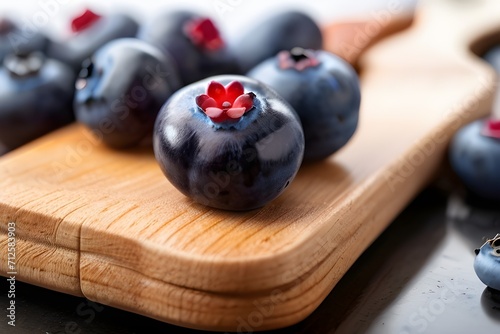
[474,234,500,291]
[138,10,240,86]
[75,38,181,148]
[154,75,304,211]
[248,49,361,161]
[449,119,500,201]
[233,11,323,73]
[0,53,75,152]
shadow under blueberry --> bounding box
[181,159,351,221]
[296,159,351,183]
[481,287,500,322]
[108,141,155,158]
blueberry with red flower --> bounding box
[153,75,304,211]
[47,8,138,73]
[449,45,500,201]
[450,118,500,201]
[138,10,240,85]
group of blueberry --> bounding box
[0,8,361,211]
[452,47,500,293]
[0,9,139,152]
[2,5,500,293]
[449,47,500,203]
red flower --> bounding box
[196,81,255,122]
[71,9,102,33]
[483,118,500,139]
[185,18,224,51]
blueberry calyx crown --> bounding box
[196,81,255,122]
[476,234,500,256]
[482,118,500,139]
[184,18,224,51]
[4,52,44,78]
[488,234,500,247]
[278,47,320,71]
[487,234,500,257]
[71,9,102,33]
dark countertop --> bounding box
[2,184,499,334]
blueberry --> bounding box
[153,75,304,211]
[47,9,139,74]
[0,18,48,62]
[449,118,500,201]
[483,46,500,73]
[0,52,75,152]
[474,234,500,291]
[74,38,181,149]
[138,10,240,86]
[248,48,361,161]
[232,11,323,73]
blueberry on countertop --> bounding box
[0,52,75,152]
[449,118,500,201]
[74,38,181,149]
[0,17,48,62]
[248,48,361,161]
[474,234,500,291]
[232,11,323,73]
[153,75,304,211]
[47,9,139,74]
[138,10,240,85]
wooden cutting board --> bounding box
[1,0,500,331]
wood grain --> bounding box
[2,0,500,331]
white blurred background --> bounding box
[1,0,417,40]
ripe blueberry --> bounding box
[138,10,240,85]
[153,75,304,211]
[248,48,361,161]
[449,118,500,201]
[0,52,75,152]
[474,234,500,291]
[74,38,181,148]
[232,11,323,73]
[483,45,500,73]
[0,17,48,62]
[47,9,139,74]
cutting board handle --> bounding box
[415,0,500,57]
[323,10,414,67]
